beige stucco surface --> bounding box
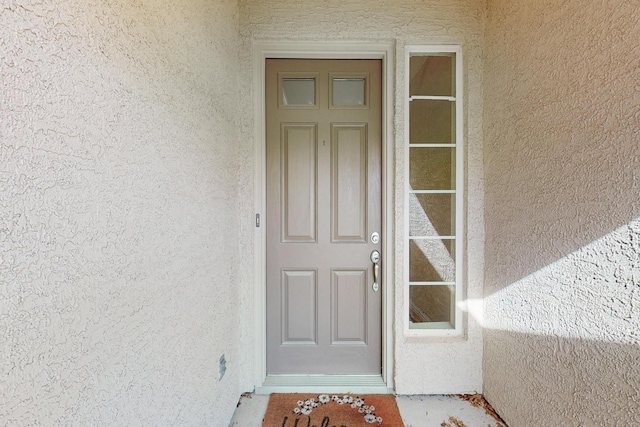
[483,0,640,425]
[7,0,637,424]
[237,0,486,394]
[1,0,242,424]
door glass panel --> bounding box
[409,54,455,97]
[409,193,455,237]
[409,285,454,325]
[332,78,366,106]
[409,147,456,190]
[410,100,455,144]
[282,78,316,106]
[409,239,455,282]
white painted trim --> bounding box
[410,95,456,102]
[252,40,395,391]
[410,144,457,148]
[403,45,465,338]
[252,41,267,391]
[410,190,457,194]
[256,375,391,395]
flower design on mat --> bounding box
[292,394,383,424]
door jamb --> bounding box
[253,40,395,391]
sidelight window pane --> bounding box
[409,239,455,282]
[409,193,455,237]
[409,100,455,144]
[409,54,455,97]
[409,147,456,190]
[409,285,455,326]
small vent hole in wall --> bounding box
[219,354,227,380]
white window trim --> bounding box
[252,40,395,392]
[403,45,465,337]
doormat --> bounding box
[262,393,405,427]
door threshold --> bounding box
[255,375,391,395]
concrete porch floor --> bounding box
[229,393,507,426]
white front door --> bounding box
[266,59,383,375]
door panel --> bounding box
[331,269,368,344]
[281,123,318,242]
[281,269,317,344]
[331,123,368,242]
[266,59,382,375]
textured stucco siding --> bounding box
[237,0,486,394]
[483,1,640,425]
[1,0,242,425]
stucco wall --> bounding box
[1,0,242,424]
[483,1,640,425]
[238,0,486,394]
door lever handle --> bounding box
[370,250,380,292]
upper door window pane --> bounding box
[409,54,455,97]
[330,73,369,109]
[282,78,316,106]
[332,78,366,106]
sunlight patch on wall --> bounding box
[461,218,639,344]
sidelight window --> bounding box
[405,46,463,336]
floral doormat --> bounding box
[262,393,405,427]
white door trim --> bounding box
[252,40,395,393]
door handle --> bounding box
[370,250,380,292]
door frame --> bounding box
[252,40,395,393]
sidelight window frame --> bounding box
[404,45,464,337]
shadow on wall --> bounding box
[482,2,640,294]
[483,329,640,426]
[484,196,640,294]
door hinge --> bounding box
[256,213,260,228]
